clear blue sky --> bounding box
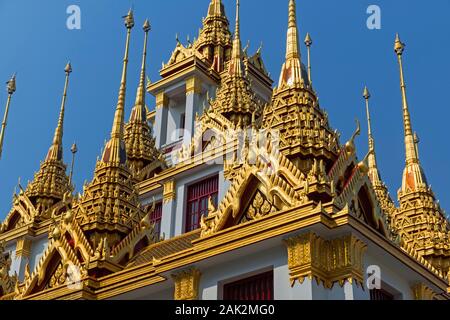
[0,0,449,220]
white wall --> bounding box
[199,245,288,300]
[364,250,412,300]
[5,241,18,277]
[29,236,49,274]
[166,99,186,146]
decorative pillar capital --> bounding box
[156,92,169,109]
[186,77,203,95]
[172,268,201,300]
[163,180,176,204]
[284,232,367,289]
[411,283,435,300]
[15,238,32,259]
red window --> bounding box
[223,270,274,300]
[150,202,163,239]
[185,175,219,232]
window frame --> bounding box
[184,174,219,233]
[149,201,163,240]
[221,269,274,301]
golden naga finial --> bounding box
[357,150,372,175]
[0,74,17,159]
[344,119,361,156]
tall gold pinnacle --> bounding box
[286,0,300,60]
[46,62,72,162]
[0,74,16,159]
[363,86,381,184]
[208,0,225,17]
[304,32,312,85]
[130,19,151,123]
[102,9,134,164]
[363,86,373,150]
[394,34,418,165]
[278,0,305,88]
[228,0,243,76]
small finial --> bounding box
[64,62,72,74]
[363,86,370,100]
[243,40,250,55]
[258,41,264,53]
[71,143,78,154]
[124,9,135,29]
[394,33,405,55]
[6,74,16,95]
[143,19,151,33]
[304,32,312,47]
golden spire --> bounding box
[278,0,305,88]
[286,0,300,60]
[228,0,243,76]
[74,10,148,244]
[26,64,73,212]
[394,34,418,165]
[0,74,16,159]
[46,62,72,161]
[124,19,164,180]
[194,0,231,73]
[208,0,225,17]
[130,19,150,124]
[209,0,263,127]
[304,32,312,85]
[101,9,134,164]
[395,34,429,194]
[363,86,381,185]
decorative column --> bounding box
[14,238,32,281]
[184,77,203,146]
[284,232,367,299]
[160,180,177,239]
[411,283,435,300]
[155,92,169,149]
[172,268,201,300]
